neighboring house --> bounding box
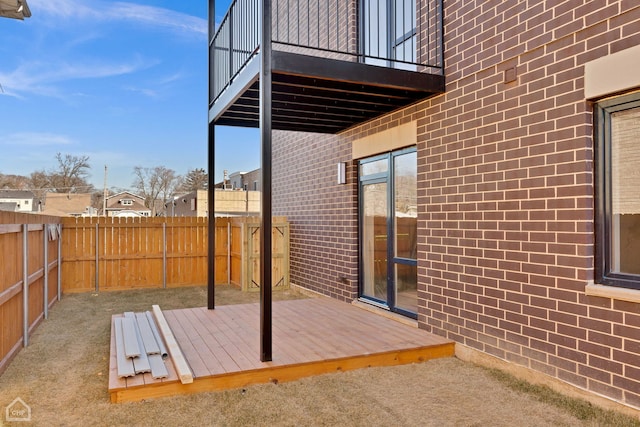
[0,190,39,212]
[229,169,261,191]
[166,189,260,217]
[43,193,93,217]
[209,0,640,413]
[104,191,151,217]
[0,0,31,20]
[215,169,261,191]
[166,190,208,217]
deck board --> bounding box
[163,310,210,378]
[109,297,454,403]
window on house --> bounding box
[595,92,640,289]
[121,199,133,206]
[363,0,416,70]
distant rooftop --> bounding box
[0,0,31,20]
[0,189,36,199]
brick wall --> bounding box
[272,130,358,301]
[416,0,640,408]
[272,0,640,410]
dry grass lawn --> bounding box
[0,285,638,426]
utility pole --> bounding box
[103,165,108,216]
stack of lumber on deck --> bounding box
[114,311,169,379]
[113,305,193,385]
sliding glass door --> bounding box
[362,0,417,70]
[359,148,417,317]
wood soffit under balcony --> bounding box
[211,51,445,134]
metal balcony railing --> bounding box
[209,0,444,108]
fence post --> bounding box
[22,224,29,347]
[43,224,48,319]
[227,221,231,285]
[163,222,167,289]
[95,222,99,292]
[57,224,62,301]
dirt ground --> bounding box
[0,286,638,427]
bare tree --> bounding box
[28,170,51,201]
[49,152,92,192]
[0,173,30,190]
[132,166,181,216]
[179,168,208,192]
[26,153,93,201]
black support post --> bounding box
[207,121,216,310]
[259,0,273,362]
[207,0,215,310]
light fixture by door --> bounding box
[337,162,346,185]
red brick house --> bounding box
[209,0,640,413]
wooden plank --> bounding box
[185,308,241,374]
[207,305,263,371]
[148,354,169,379]
[174,309,220,373]
[121,316,141,359]
[162,310,210,378]
[110,343,455,404]
[271,301,346,359]
[0,224,21,235]
[135,312,160,355]
[0,282,22,307]
[145,311,168,359]
[152,305,193,384]
[124,312,151,374]
[109,317,128,391]
[114,317,135,378]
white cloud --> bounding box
[0,1,204,99]
[123,85,159,98]
[31,0,207,36]
[109,3,207,36]
[122,70,186,98]
[1,132,75,146]
[0,56,157,98]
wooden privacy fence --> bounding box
[0,211,62,375]
[62,217,208,292]
[215,217,289,292]
[61,216,289,293]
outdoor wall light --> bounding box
[337,162,346,185]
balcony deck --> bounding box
[108,297,454,403]
[210,51,445,134]
[209,0,445,134]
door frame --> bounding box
[358,147,417,318]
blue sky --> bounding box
[0,0,259,191]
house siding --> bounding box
[272,1,640,410]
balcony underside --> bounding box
[210,51,445,134]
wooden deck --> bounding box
[109,297,455,403]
